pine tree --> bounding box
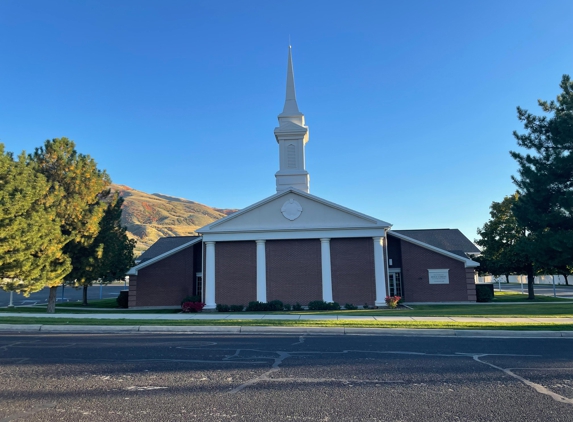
[71,193,136,305]
[510,74,573,287]
[30,138,110,312]
[0,145,70,295]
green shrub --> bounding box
[267,300,284,311]
[181,295,201,305]
[246,300,284,312]
[283,303,292,311]
[344,303,357,310]
[230,304,244,312]
[216,304,231,312]
[116,290,129,308]
[476,284,494,302]
[308,300,341,311]
[292,302,303,311]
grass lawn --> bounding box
[56,298,120,308]
[492,291,569,302]
[0,316,571,331]
[1,292,572,319]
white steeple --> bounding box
[274,45,310,193]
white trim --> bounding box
[201,227,387,242]
[388,231,480,268]
[197,188,391,233]
[256,240,267,302]
[127,237,202,275]
[320,238,333,303]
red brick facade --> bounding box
[130,246,197,307]
[214,241,257,306]
[330,238,376,306]
[266,239,322,305]
[130,234,477,308]
[399,239,472,302]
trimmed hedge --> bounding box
[246,300,284,312]
[308,300,341,311]
[476,284,494,302]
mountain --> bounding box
[111,184,237,255]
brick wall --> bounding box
[400,239,473,302]
[215,241,257,306]
[266,239,322,305]
[128,275,137,308]
[466,268,477,301]
[134,246,196,307]
[330,238,376,306]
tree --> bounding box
[70,193,136,305]
[0,145,71,295]
[510,74,573,284]
[30,138,110,312]
[476,194,537,299]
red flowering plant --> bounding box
[384,296,401,309]
[181,301,206,313]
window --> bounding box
[428,269,449,284]
[287,144,296,168]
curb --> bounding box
[0,324,572,338]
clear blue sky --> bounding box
[1,0,572,242]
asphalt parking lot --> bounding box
[0,285,126,307]
[0,333,572,421]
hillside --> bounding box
[112,184,237,255]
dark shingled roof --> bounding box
[391,229,480,256]
[137,236,200,263]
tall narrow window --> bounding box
[287,144,296,168]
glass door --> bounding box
[388,271,403,297]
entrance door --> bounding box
[388,271,403,297]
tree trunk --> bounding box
[564,274,570,286]
[526,265,535,300]
[82,285,88,306]
[47,286,58,313]
[505,274,510,283]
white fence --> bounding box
[477,275,570,285]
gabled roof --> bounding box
[388,231,479,268]
[137,236,200,263]
[392,229,480,255]
[197,188,391,235]
[128,236,201,275]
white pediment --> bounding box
[198,189,391,235]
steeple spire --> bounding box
[280,45,302,117]
[274,45,310,193]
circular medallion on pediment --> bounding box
[281,199,303,221]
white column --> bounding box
[373,236,388,307]
[320,238,333,303]
[204,241,216,309]
[256,240,267,302]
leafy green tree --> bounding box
[71,193,136,305]
[510,74,573,286]
[476,194,537,299]
[0,145,71,295]
[30,138,110,312]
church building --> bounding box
[127,47,480,309]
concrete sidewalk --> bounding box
[0,322,571,338]
[1,311,572,338]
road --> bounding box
[0,333,571,421]
[0,285,126,307]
